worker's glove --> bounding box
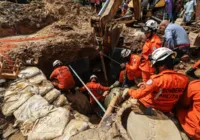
[118,88,129,104]
[120,63,126,69]
[110,81,120,89]
[110,85,114,89]
[102,91,109,97]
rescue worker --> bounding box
[140,19,161,82]
[173,0,183,20]
[121,0,130,16]
[165,0,173,21]
[184,0,195,24]
[95,0,102,13]
[159,20,190,58]
[186,60,200,79]
[120,49,141,87]
[80,75,110,105]
[126,48,188,113]
[50,60,75,91]
[177,80,200,140]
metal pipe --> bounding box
[100,52,109,85]
[101,53,121,65]
[69,65,106,113]
[98,0,110,16]
[151,16,162,23]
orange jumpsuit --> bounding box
[50,66,75,91]
[192,60,200,69]
[80,81,110,104]
[128,70,188,112]
[139,34,161,82]
[119,54,142,83]
[177,80,200,140]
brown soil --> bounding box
[121,26,146,52]
[0,0,97,76]
[0,1,55,37]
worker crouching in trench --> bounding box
[119,49,142,87]
[139,19,161,83]
[80,75,110,117]
[50,60,75,92]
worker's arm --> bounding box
[50,69,58,80]
[180,81,195,107]
[126,55,140,71]
[99,84,110,91]
[80,85,87,92]
[141,44,150,60]
[128,79,158,99]
[164,28,175,50]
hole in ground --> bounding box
[36,48,122,124]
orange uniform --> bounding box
[177,80,200,140]
[139,34,161,82]
[192,60,200,69]
[80,81,110,104]
[128,70,188,112]
[119,54,142,83]
[50,66,75,91]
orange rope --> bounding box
[0,34,55,43]
[0,34,56,65]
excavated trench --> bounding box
[0,0,150,139]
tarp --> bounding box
[14,95,52,122]
[44,88,61,103]
[28,108,70,140]
[55,119,89,140]
[2,91,33,116]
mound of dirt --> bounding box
[121,27,146,52]
[0,1,55,37]
[0,0,96,76]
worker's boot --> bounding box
[186,68,199,79]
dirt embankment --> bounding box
[0,1,55,37]
[0,0,146,76]
[0,0,96,76]
[121,26,145,53]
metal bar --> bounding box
[69,65,106,113]
[100,52,108,85]
[98,0,110,16]
[151,16,162,23]
[101,53,121,65]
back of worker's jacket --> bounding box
[126,54,141,80]
[50,66,75,90]
[140,34,161,73]
[177,80,200,140]
[165,23,190,50]
[80,81,110,104]
[128,70,188,112]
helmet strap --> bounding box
[154,66,160,74]
[147,30,154,39]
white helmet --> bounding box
[143,19,158,31]
[90,75,97,80]
[121,49,131,58]
[150,47,176,66]
[53,60,63,67]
